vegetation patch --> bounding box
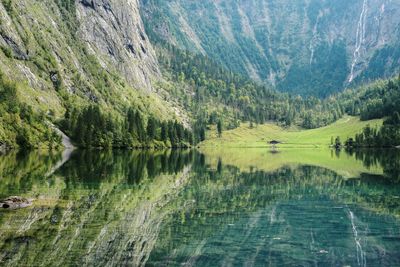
[0,71,61,149]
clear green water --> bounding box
[0,149,399,266]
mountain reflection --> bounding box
[0,149,399,266]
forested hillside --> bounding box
[0,71,61,150]
[141,0,400,96]
[153,39,400,137]
[155,42,345,133]
[342,76,400,148]
[0,0,190,149]
[0,0,399,150]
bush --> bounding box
[0,46,13,58]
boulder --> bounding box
[0,196,33,210]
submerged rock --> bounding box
[0,196,33,210]
[0,142,11,154]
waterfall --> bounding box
[309,12,322,66]
[349,0,368,83]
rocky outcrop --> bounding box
[0,0,164,118]
[77,0,160,91]
[0,196,33,210]
[0,142,10,154]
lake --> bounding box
[0,148,399,266]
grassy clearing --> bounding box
[201,115,384,148]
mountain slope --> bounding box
[141,0,400,96]
[0,0,398,149]
[0,0,188,118]
[0,0,191,148]
[77,0,159,89]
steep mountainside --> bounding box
[77,0,159,89]
[141,0,400,96]
[0,0,399,149]
[0,0,193,148]
[0,0,179,117]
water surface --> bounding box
[0,149,399,266]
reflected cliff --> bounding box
[0,149,399,266]
[0,150,195,266]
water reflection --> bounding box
[148,163,400,266]
[0,149,195,266]
[58,149,194,186]
[0,150,62,198]
[350,148,400,182]
[0,149,399,266]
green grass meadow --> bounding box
[201,116,384,148]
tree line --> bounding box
[342,112,400,148]
[60,105,193,148]
[340,77,400,148]
[338,76,400,121]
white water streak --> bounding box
[270,206,276,224]
[348,210,367,267]
[349,0,368,82]
[309,12,322,66]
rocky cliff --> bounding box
[77,0,159,90]
[141,0,400,96]
[0,0,165,117]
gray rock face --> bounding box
[0,0,160,100]
[0,4,28,60]
[77,0,160,91]
[0,142,9,153]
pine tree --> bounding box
[135,111,145,142]
[126,108,136,134]
[168,121,176,145]
[217,120,223,137]
[146,117,157,141]
[335,136,341,149]
[161,122,168,142]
